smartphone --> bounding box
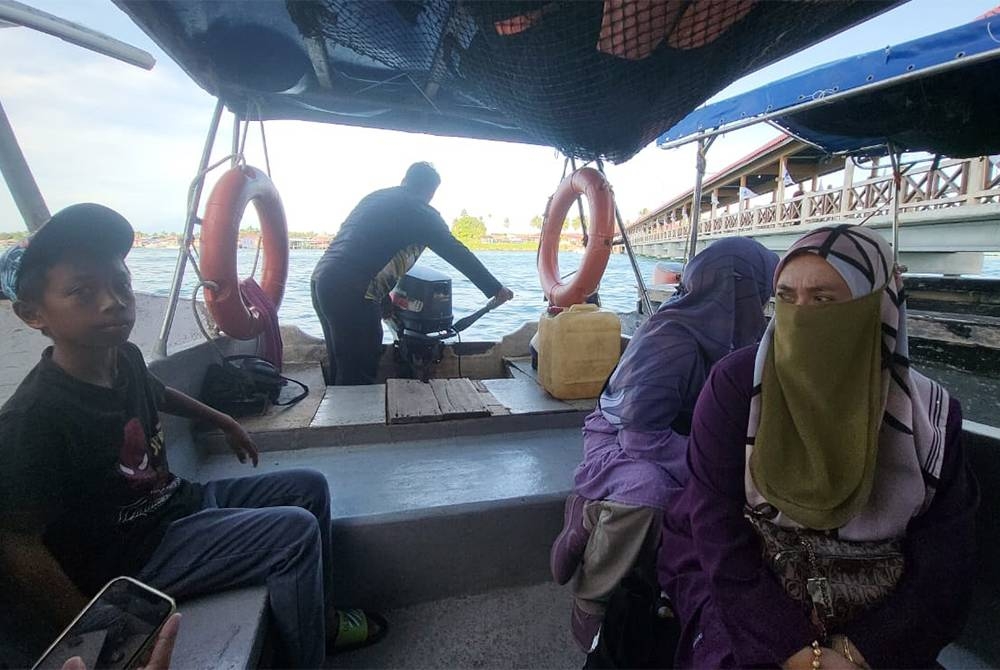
[33,576,176,670]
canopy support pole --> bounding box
[0,97,49,232]
[596,158,653,316]
[231,113,241,168]
[569,156,589,245]
[154,98,225,359]
[887,145,902,268]
[0,0,155,70]
[686,136,715,263]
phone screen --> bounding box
[34,577,175,670]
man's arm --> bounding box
[159,387,258,466]
[421,214,508,300]
[1,531,88,632]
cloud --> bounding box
[3,0,991,237]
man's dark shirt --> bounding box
[313,186,502,298]
[0,343,202,595]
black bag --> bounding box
[200,355,309,417]
[584,572,680,670]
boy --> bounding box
[0,204,382,667]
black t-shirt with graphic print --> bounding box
[0,343,203,595]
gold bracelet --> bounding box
[811,640,822,670]
[841,636,857,665]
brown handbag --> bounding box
[744,504,905,635]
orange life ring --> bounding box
[537,167,616,307]
[200,166,289,340]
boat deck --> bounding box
[185,355,596,611]
[156,353,598,669]
[127,341,1000,668]
[182,359,1000,670]
[197,424,583,520]
[198,358,593,452]
[329,582,583,670]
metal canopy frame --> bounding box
[153,99,226,358]
[0,98,48,232]
[0,0,154,70]
[657,49,1000,152]
[685,136,716,263]
[656,15,1000,153]
[654,17,1000,266]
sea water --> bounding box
[126,248,1000,343]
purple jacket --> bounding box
[658,346,978,669]
[574,237,778,509]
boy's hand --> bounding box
[161,388,259,467]
[221,418,259,467]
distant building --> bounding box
[238,232,261,249]
[483,232,533,244]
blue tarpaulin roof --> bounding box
[656,15,1000,157]
[115,0,899,162]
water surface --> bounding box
[127,248,1000,342]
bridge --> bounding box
[623,135,1000,274]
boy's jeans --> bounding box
[138,468,332,668]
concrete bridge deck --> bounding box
[624,140,1000,273]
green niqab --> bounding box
[749,289,885,529]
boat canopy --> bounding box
[114,0,898,163]
[656,14,1000,157]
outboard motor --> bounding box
[387,266,502,380]
[387,266,455,381]
[391,266,454,334]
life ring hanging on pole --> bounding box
[537,167,616,307]
[200,165,289,340]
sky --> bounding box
[1,0,997,235]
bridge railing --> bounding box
[628,156,1000,246]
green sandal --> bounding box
[328,608,388,653]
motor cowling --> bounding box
[389,265,453,334]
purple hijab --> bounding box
[574,237,779,509]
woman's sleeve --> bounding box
[843,398,978,669]
[605,332,700,433]
[684,350,818,667]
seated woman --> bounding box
[658,224,978,669]
[550,237,779,652]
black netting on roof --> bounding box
[118,0,899,163]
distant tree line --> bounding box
[528,214,587,231]
[450,209,487,244]
[453,211,585,235]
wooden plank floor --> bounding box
[472,380,511,416]
[387,378,491,424]
[429,379,490,419]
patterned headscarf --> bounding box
[746,224,949,540]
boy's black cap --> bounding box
[0,203,134,301]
